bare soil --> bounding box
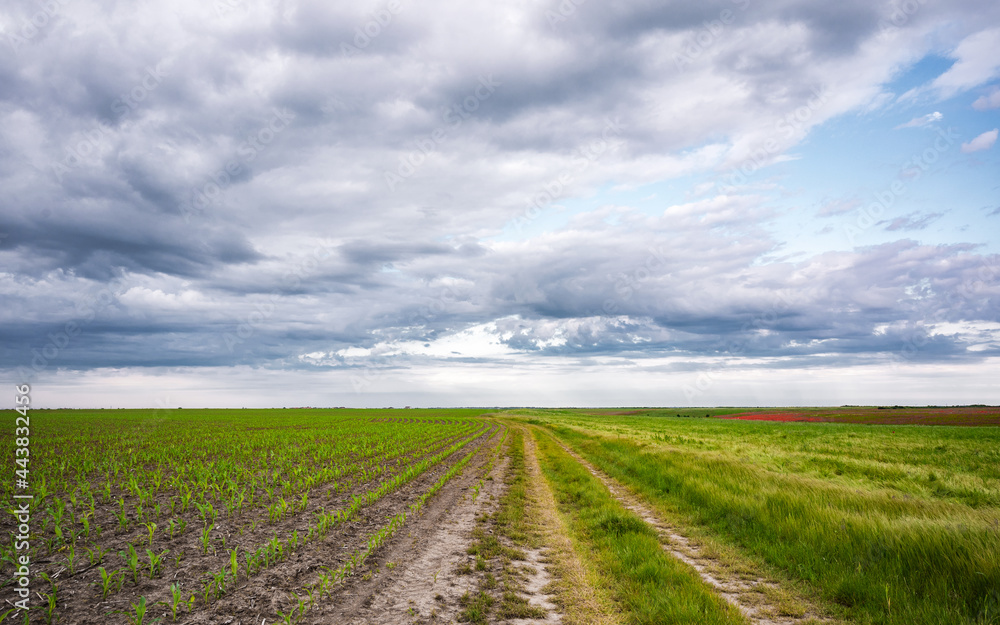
[332,447,509,623]
[325,425,565,625]
[505,539,561,625]
[306,425,513,624]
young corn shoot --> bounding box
[64,543,77,574]
[97,567,124,599]
[86,545,107,566]
[43,591,57,625]
[200,524,214,555]
[212,566,228,598]
[146,548,169,578]
[200,578,213,605]
[159,583,183,622]
[129,596,148,625]
[120,543,140,584]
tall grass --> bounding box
[534,414,1000,625]
[534,430,747,625]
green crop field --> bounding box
[1,408,492,624]
[2,406,998,624]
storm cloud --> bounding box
[2,0,999,407]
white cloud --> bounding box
[972,87,1000,110]
[894,111,942,129]
[930,28,1000,97]
[119,287,208,310]
[961,128,998,153]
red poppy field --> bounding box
[717,406,1000,426]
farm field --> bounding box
[2,407,999,624]
[1,409,498,624]
[580,406,1000,426]
[518,408,1000,625]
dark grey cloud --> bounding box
[7,202,996,376]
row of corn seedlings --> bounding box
[274,425,497,624]
[0,411,485,623]
[79,424,493,623]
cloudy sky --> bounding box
[2,0,999,408]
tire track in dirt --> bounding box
[507,542,561,625]
[544,433,829,625]
[475,428,561,625]
[315,425,510,624]
[521,430,619,625]
[344,457,509,623]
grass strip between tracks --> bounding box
[533,429,746,625]
[459,427,548,624]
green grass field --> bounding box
[532,429,746,625]
[514,409,1000,625]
